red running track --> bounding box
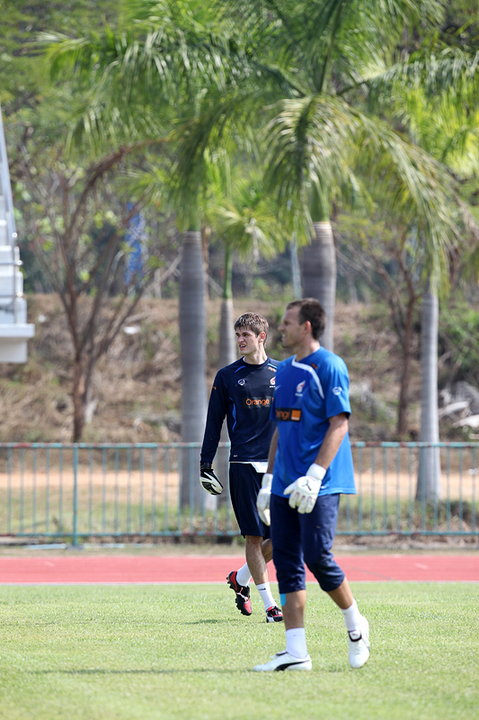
[0,554,477,584]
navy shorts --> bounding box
[270,493,345,594]
[229,463,270,538]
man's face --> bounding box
[278,307,306,350]
[235,327,263,356]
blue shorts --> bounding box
[270,493,345,593]
[229,463,270,538]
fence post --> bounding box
[72,445,79,547]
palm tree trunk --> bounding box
[396,296,416,438]
[416,286,441,503]
[218,243,236,368]
[290,235,302,298]
[179,229,207,509]
[218,297,235,367]
[299,219,336,350]
[216,244,236,507]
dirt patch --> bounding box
[0,295,411,443]
[0,468,476,503]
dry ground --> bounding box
[0,294,415,444]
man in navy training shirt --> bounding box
[200,312,283,623]
[255,298,370,669]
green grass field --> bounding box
[0,582,477,720]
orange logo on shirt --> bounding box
[275,408,302,422]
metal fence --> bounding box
[0,442,477,545]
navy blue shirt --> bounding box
[200,357,279,465]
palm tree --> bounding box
[201,2,410,347]
[43,0,251,507]
[401,88,479,502]
[216,0,479,354]
[348,39,479,499]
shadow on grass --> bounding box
[31,668,260,675]
[183,618,227,624]
[31,662,347,675]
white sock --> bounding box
[256,582,276,610]
[236,563,252,587]
[341,599,363,633]
[286,628,308,659]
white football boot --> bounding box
[348,616,370,668]
[253,650,312,672]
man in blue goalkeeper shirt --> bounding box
[255,298,370,670]
[200,312,282,623]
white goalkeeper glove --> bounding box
[200,466,223,495]
[257,472,273,526]
[284,463,326,514]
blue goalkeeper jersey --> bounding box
[271,347,356,497]
[200,357,279,465]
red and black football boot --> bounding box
[226,570,252,616]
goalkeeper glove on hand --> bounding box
[200,466,223,495]
[257,473,273,526]
[284,463,326,514]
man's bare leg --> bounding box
[244,535,281,617]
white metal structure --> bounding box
[0,107,34,362]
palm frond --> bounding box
[365,48,479,111]
[357,115,464,283]
[210,180,288,260]
[263,94,360,231]
[262,87,468,284]
[39,3,259,153]
[224,0,443,94]
[170,82,273,213]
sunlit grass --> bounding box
[0,582,477,719]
